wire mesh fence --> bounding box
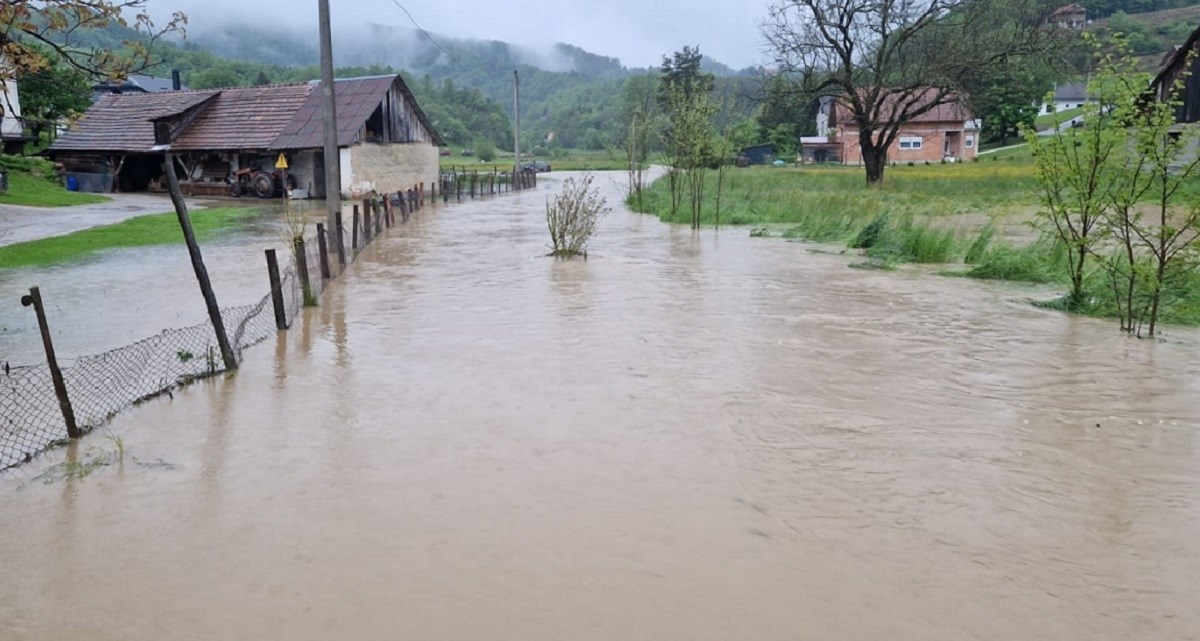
[0,179,496,471]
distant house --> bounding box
[1151,25,1200,124]
[51,75,444,197]
[1048,4,1088,29]
[1038,82,1092,115]
[1,73,31,154]
[91,72,187,102]
[827,90,980,164]
[800,96,842,163]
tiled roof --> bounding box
[834,89,974,126]
[274,75,444,149]
[52,75,442,155]
[171,84,316,151]
[51,91,218,152]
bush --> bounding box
[476,140,497,162]
[963,225,995,265]
[546,172,607,257]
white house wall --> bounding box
[344,142,439,197]
[1,77,23,137]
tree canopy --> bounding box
[763,0,1063,183]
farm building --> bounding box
[1151,25,1200,124]
[51,74,443,198]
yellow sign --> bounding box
[275,153,289,170]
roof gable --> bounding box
[273,75,444,149]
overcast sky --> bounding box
[152,0,774,69]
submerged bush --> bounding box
[547,172,607,257]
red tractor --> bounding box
[228,168,295,199]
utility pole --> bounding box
[162,154,237,371]
[318,0,340,232]
[513,69,521,190]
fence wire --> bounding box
[1,182,455,470]
[1,245,312,470]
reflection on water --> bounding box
[2,172,1199,641]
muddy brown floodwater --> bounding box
[2,172,1199,640]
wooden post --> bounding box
[382,194,392,228]
[264,250,289,330]
[316,223,332,279]
[373,201,382,235]
[420,182,425,206]
[398,192,408,221]
[294,237,314,306]
[363,202,372,243]
[20,287,80,439]
[351,205,360,250]
[162,155,238,371]
[335,210,346,268]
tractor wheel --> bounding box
[228,181,242,198]
[252,172,275,199]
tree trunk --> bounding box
[862,140,886,185]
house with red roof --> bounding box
[824,90,981,165]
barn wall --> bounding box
[345,142,439,196]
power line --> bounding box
[388,0,453,59]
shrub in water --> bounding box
[850,213,889,249]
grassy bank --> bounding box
[631,160,1200,327]
[0,207,258,269]
[0,155,109,207]
[633,159,1037,228]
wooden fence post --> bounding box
[335,210,346,268]
[363,202,372,243]
[351,205,360,251]
[316,223,332,279]
[398,191,408,221]
[294,237,314,307]
[20,287,81,439]
[264,249,289,330]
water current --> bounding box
[2,172,1198,640]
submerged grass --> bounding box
[0,207,258,269]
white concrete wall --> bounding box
[345,142,440,197]
[1,78,23,136]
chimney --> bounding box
[171,69,182,91]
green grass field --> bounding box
[0,155,109,207]
[1033,107,1085,131]
[0,207,259,269]
[439,148,631,173]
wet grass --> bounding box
[0,155,109,207]
[0,207,258,269]
[633,159,1200,327]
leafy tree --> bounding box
[189,66,241,89]
[977,77,1041,145]
[253,70,271,86]
[0,1,185,121]
[16,51,91,141]
[476,139,496,162]
[659,46,715,107]
[764,0,1060,184]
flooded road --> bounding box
[2,172,1199,640]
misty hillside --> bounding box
[61,19,759,151]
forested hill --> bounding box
[61,20,754,150]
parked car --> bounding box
[522,160,552,173]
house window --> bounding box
[899,136,923,150]
[965,135,975,148]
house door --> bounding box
[944,131,961,158]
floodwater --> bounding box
[2,172,1199,640]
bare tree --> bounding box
[763,0,1056,184]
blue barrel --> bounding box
[66,175,79,191]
